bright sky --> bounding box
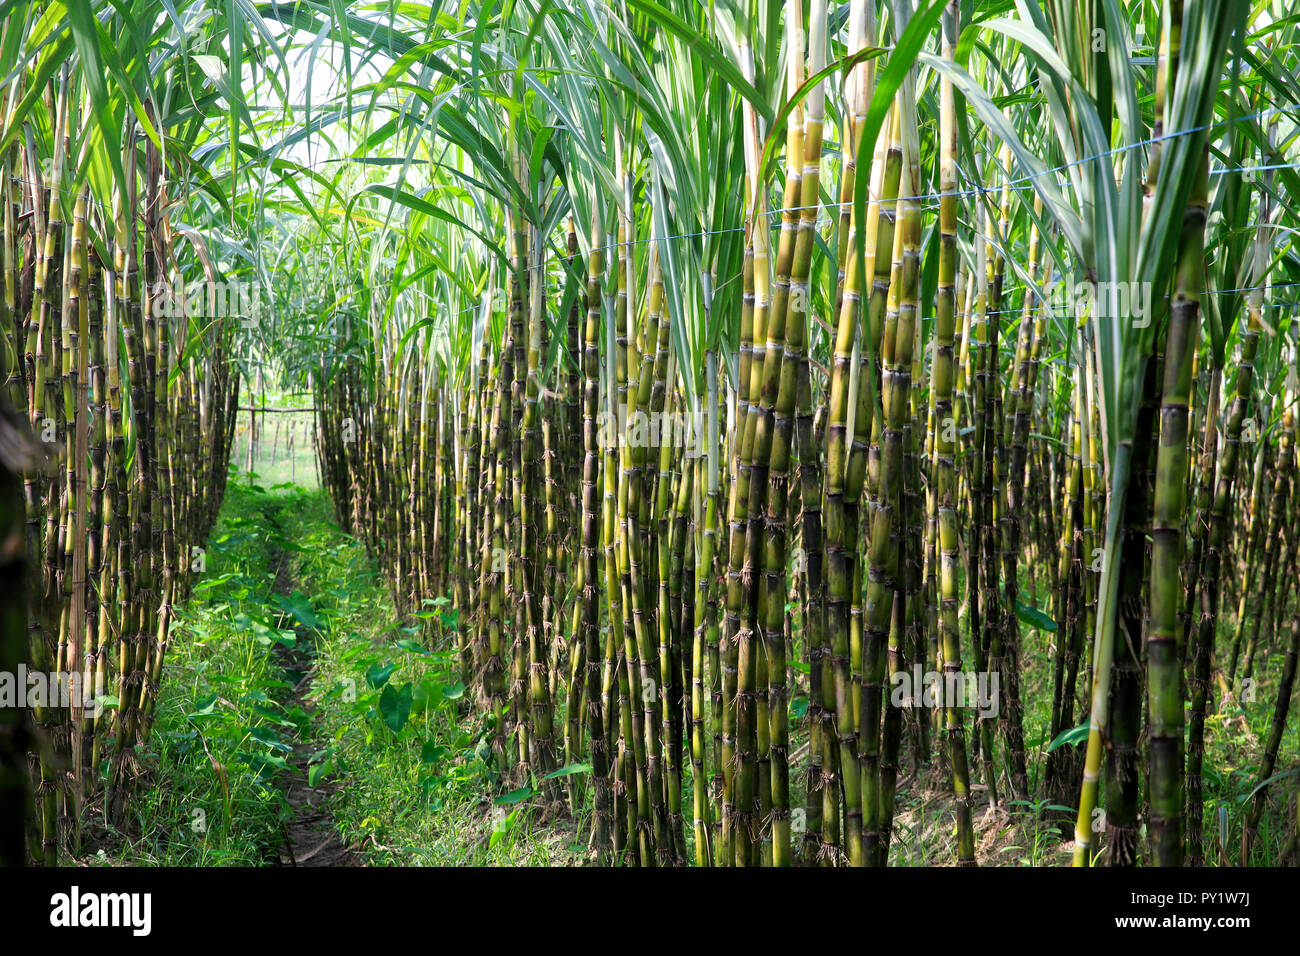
[244,22,398,178]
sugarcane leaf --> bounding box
[395,638,431,654]
[849,0,950,414]
[65,1,126,200]
[1015,601,1058,633]
[494,786,535,806]
[540,762,591,781]
[1241,767,1300,803]
[364,183,508,269]
[920,49,1083,262]
[623,0,771,124]
[1046,721,1090,753]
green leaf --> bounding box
[366,661,396,689]
[1015,602,1058,633]
[244,752,289,775]
[420,741,450,765]
[252,704,295,727]
[494,786,535,806]
[1242,767,1300,803]
[274,590,326,629]
[1046,721,1090,753]
[308,760,333,787]
[379,682,412,734]
[489,807,519,849]
[194,573,236,591]
[419,776,445,809]
[410,679,441,715]
[248,726,293,753]
[540,762,591,781]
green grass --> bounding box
[83,481,306,864]
[95,463,586,865]
[279,490,590,865]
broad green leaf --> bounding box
[494,787,535,806]
[366,661,396,689]
[379,682,413,733]
[1046,721,1090,753]
[308,760,333,787]
[1015,602,1058,633]
[420,741,450,765]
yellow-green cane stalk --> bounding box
[868,80,920,866]
[793,0,830,863]
[934,0,974,863]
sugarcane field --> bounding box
[0,0,1299,907]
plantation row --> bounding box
[4,0,1300,868]
[0,108,240,865]
[0,1,257,866]
[307,0,1300,866]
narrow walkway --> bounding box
[137,474,578,867]
[264,507,359,867]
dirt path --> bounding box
[266,505,360,867]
